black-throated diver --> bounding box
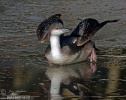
[36,14,118,65]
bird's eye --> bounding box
[56,27,59,30]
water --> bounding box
[0,0,126,99]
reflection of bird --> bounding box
[44,62,97,98]
[36,14,119,65]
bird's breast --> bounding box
[45,51,80,64]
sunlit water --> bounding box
[0,0,126,100]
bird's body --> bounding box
[45,39,95,64]
[36,14,118,65]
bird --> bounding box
[36,14,119,65]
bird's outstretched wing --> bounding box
[71,18,119,46]
[36,14,64,43]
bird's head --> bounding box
[51,28,70,36]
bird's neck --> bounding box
[50,75,61,95]
[50,35,62,58]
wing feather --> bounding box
[73,18,119,46]
[36,14,64,43]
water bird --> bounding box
[36,14,119,65]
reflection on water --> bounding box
[45,62,96,100]
[0,56,126,100]
[40,57,126,100]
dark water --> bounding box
[0,0,126,100]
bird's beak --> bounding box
[60,29,70,33]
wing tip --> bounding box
[108,19,120,23]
